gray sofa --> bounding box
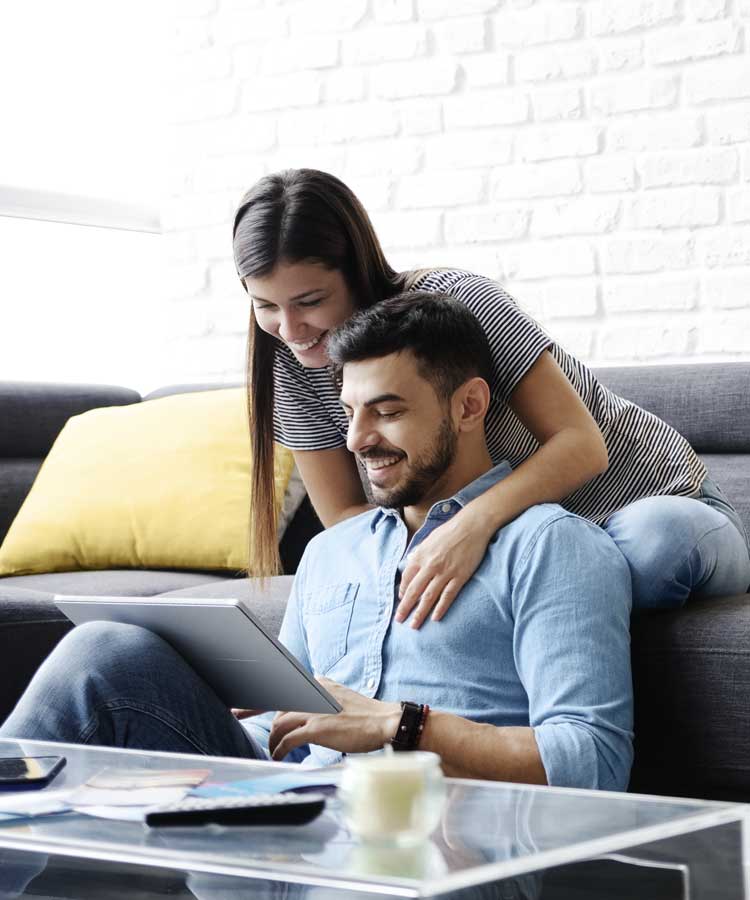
[1,365,749,802]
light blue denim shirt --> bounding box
[245,463,634,791]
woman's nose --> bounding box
[278,308,300,342]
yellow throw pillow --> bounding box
[0,389,294,575]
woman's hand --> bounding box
[268,679,401,762]
[396,505,495,629]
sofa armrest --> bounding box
[0,591,73,722]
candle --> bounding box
[339,750,445,846]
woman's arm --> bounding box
[397,351,609,626]
[293,446,372,528]
[467,348,608,529]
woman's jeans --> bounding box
[603,478,750,610]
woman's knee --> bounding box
[604,495,749,608]
[606,496,719,549]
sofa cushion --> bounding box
[0,389,295,576]
[594,363,750,454]
[0,382,141,458]
[630,592,750,801]
[0,570,228,600]
[157,576,294,640]
[0,460,42,546]
[700,453,750,542]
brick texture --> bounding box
[163,0,750,380]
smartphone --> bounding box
[0,756,66,790]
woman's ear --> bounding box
[455,377,490,433]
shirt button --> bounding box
[367,678,376,689]
[441,503,452,513]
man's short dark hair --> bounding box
[327,291,494,401]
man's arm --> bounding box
[270,513,633,791]
[512,513,634,791]
[268,679,546,782]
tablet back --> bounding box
[54,595,340,714]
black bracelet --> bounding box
[390,701,424,752]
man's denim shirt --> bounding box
[246,463,634,791]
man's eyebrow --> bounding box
[250,288,325,304]
[340,393,406,409]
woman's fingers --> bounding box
[405,579,449,629]
[429,579,461,622]
[396,561,434,621]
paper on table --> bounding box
[71,805,155,823]
[69,766,211,820]
[0,789,72,821]
[84,768,210,790]
[70,786,191,808]
[191,771,338,799]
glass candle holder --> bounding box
[339,750,446,847]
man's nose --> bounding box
[346,412,377,454]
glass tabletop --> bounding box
[0,738,744,898]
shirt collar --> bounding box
[369,461,513,533]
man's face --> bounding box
[340,352,458,509]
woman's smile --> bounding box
[285,331,326,353]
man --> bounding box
[0,294,633,791]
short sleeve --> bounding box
[272,346,347,451]
[446,273,553,401]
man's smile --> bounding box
[361,454,406,484]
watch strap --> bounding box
[390,701,425,752]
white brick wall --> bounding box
[165,0,750,385]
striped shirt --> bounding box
[272,269,707,526]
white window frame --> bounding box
[0,185,160,234]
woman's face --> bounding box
[245,260,356,368]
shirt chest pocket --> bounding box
[303,582,359,676]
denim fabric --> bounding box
[0,621,265,760]
[603,478,750,611]
[1,464,634,792]
[246,463,634,791]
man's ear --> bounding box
[454,377,490,432]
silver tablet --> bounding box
[53,595,341,715]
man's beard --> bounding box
[362,418,458,510]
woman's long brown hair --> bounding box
[233,169,405,576]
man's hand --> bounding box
[268,678,401,762]
[231,709,265,720]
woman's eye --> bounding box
[299,298,322,308]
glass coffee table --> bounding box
[0,738,746,899]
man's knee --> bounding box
[52,621,167,680]
[60,620,152,654]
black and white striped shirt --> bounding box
[272,269,706,525]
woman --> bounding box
[233,168,750,622]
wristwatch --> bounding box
[390,701,428,752]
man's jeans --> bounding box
[0,621,266,758]
[603,479,750,610]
